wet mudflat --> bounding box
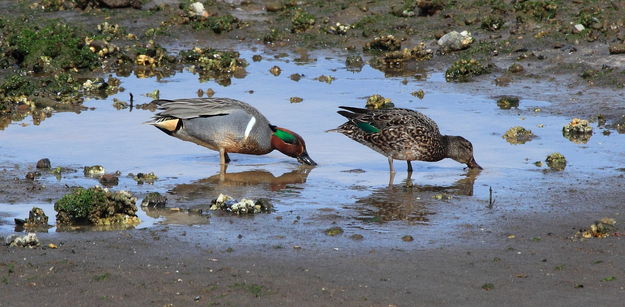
[2,51,625,304]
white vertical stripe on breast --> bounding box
[244,116,256,139]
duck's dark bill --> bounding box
[297,152,317,166]
[467,157,482,170]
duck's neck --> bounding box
[439,135,453,161]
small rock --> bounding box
[345,55,364,72]
[25,171,40,180]
[401,235,414,242]
[206,88,215,97]
[290,97,303,103]
[324,226,344,236]
[496,96,520,109]
[365,94,394,109]
[189,2,208,17]
[576,218,617,239]
[265,1,283,12]
[129,172,158,184]
[608,43,625,55]
[252,54,262,62]
[562,118,592,144]
[84,165,105,177]
[503,126,536,144]
[437,30,474,51]
[350,234,364,240]
[573,24,585,33]
[315,75,335,83]
[508,63,524,73]
[364,35,401,52]
[36,158,51,169]
[289,73,302,81]
[411,89,425,99]
[545,153,566,171]
[269,66,281,76]
[99,173,119,186]
[6,233,40,248]
[141,192,167,208]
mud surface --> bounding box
[2,0,625,305]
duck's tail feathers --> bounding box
[337,110,358,119]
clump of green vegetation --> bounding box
[291,9,315,33]
[545,152,566,171]
[230,282,268,298]
[576,8,601,28]
[0,74,35,97]
[4,19,99,71]
[371,43,433,70]
[496,96,520,109]
[364,35,401,52]
[391,0,418,17]
[513,0,558,21]
[191,14,239,34]
[365,94,394,109]
[502,126,536,144]
[562,118,592,144]
[481,15,504,31]
[128,172,158,184]
[180,47,248,83]
[262,28,287,44]
[445,58,491,82]
[324,226,344,236]
[54,186,140,226]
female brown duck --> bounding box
[330,106,481,172]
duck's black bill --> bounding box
[467,157,482,170]
[297,152,317,166]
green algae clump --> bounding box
[503,126,536,144]
[291,10,316,33]
[496,96,520,109]
[545,152,566,171]
[445,58,491,82]
[54,187,140,226]
[5,19,99,71]
[365,94,394,110]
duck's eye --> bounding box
[274,130,296,144]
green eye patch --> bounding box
[274,129,296,144]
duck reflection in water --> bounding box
[169,166,313,201]
[354,169,480,224]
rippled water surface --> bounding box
[2,50,625,246]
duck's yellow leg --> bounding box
[219,148,231,165]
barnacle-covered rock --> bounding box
[210,193,273,215]
[503,126,536,144]
[545,152,566,171]
[54,186,140,227]
[365,94,394,110]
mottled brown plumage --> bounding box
[330,106,481,172]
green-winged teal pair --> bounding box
[147,98,481,172]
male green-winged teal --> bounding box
[146,98,316,166]
[329,106,481,172]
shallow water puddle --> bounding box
[2,49,625,243]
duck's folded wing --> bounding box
[152,98,250,119]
